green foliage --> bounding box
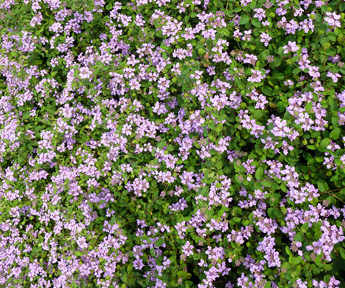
[1,0,345,287]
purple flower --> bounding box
[260,32,272,46]
[248,69,266,83]
[325,11,341,28]
[241,30,252,41]
[283,41,299,54]
[307,65,320,79]
[79,67,92,79]
[133,258,144,270]
[254,8,266,21]
[182,241,194,257]
[327,71,341,83]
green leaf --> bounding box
[222,28,230,36]
[291,256,302,265]
[239,15,250,25]
[203,127,209,136]
[200,187,209,197]
[315,256,324,267]
[181,65,190,75]
[253,110,263,119]
[294,233,303,242]
[167,145,174,151]
[234,76,244,89]
[338,34,345,45]
[315,156,324,163]
[285,246,292,256]
[270,58,282,68]
[264,281,271,288]
[198,47,206,56]
[339,247,345,259]
[292,68,301,74]
[284,66,292,76]
[216,113,227,121]
[233,217,241,223]
[340,2,345,11]
[305,101,313,112]
[212,111,226,121]
[320,138,330,148]
[251,18,261,28]
[208,120,216,130]
[242,219,249,226]
[155,238,164,247]
[250,0,257,9]
[157,141,166,149]
[22,112,31,120]
[223,166,231,174]
[177,271,190,279]
[267,207,282,219]
[209,149,217,155]
[260,49,270,59]
[317,179,329,192]
[261,181,271,187]
[270,193,281,206]
[271,182,280,190]
[150,248,156,257]
[262,86,273,96]
[33,60,43,65]
[273,72,285,80]
[330,128,340,139]
[301,222,309,233]
[255,167,264,180]
[109,216,116,225]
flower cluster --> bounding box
[0,0,344,287]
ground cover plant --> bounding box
[1,0,345,287]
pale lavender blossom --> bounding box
[324,11,341,28]
[254,8,266,21]
[327,71,342,83]
[79,67,92,79]
[260,32,272,46]
[248,69,266,83]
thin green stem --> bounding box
[320,187,345,194]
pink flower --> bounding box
[248,69,266,83]
[283,41,299,54]
[325,11,341,28]
[182,241,194,257]
[327,71,341,83]
[79,67,92,79]
[260,32,272,47]
[254,8,266,21]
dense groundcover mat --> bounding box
[2,0,345,287]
